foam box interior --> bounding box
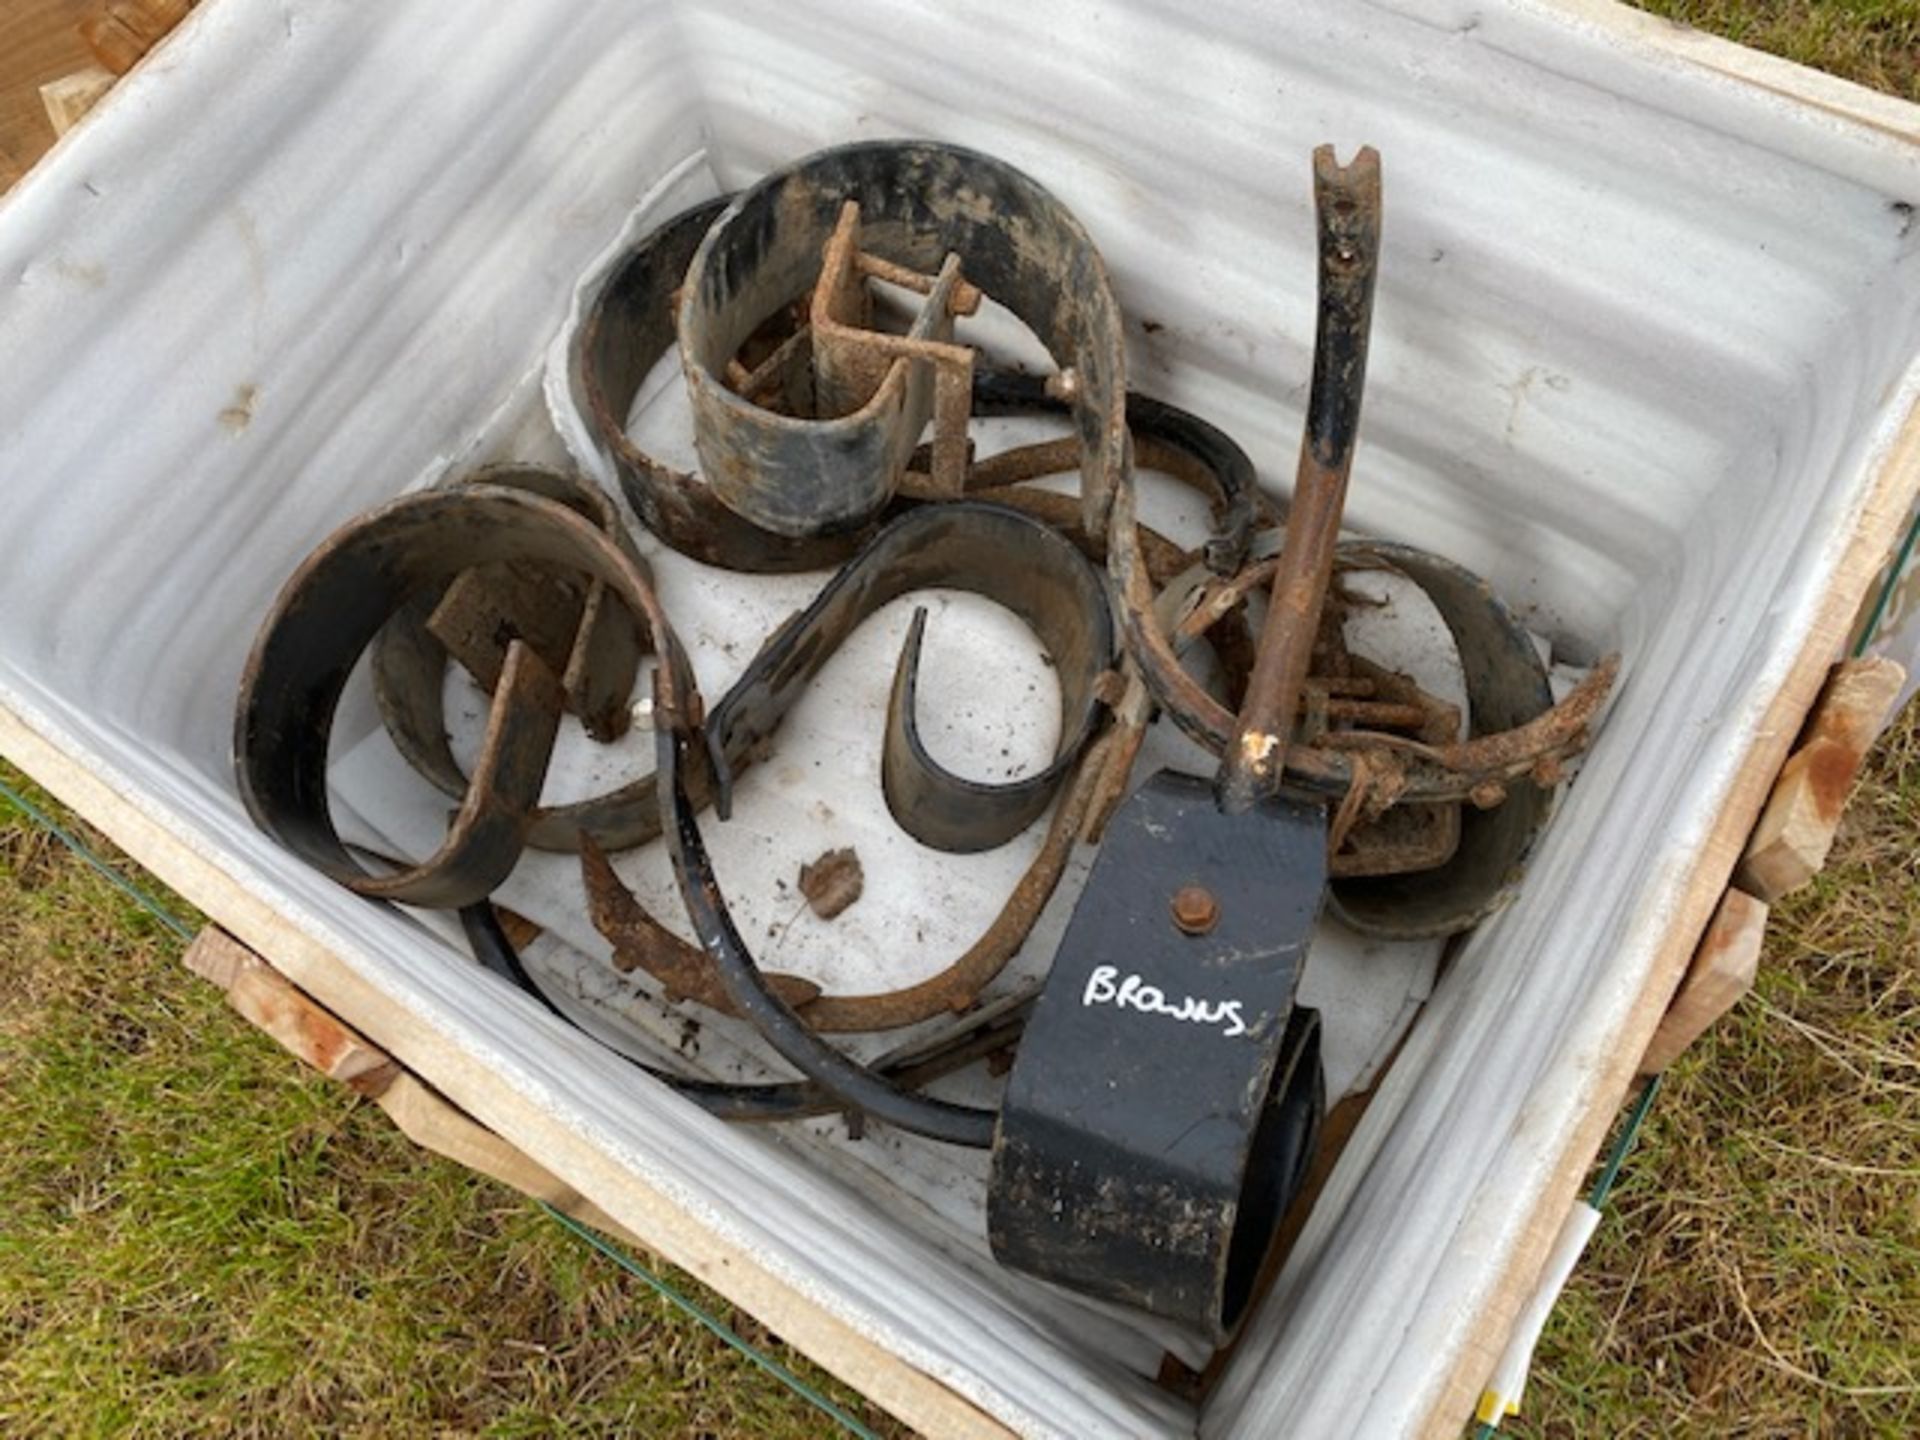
[4,2,1919,1435]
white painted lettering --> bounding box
[1077,966,1253,1038]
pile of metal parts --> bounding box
[234,139,1616,1342]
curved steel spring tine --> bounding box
[658,705,999,1148]
[703,500,1114,853]
[234,485,690,910]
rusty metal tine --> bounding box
[1217,144,1382,814]
[351,639,563,908]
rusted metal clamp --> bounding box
[1105,146,1617,933]
[980,145,1369,1326]
[1114,491,1617,811]
[369,465,662,854]
[234,485,691,909]
[678,141,1128,541]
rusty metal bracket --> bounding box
[234,485,692,909]
[1134,531,1594,937]
[1219,145,1383,814]
[1104,145,1618,934]
[578,197,875,573]
[678,141,1128,541]
[1324,544,1563,936]
[1113,486,1618,810]
[810,199,979,500]
[369,465,662,855]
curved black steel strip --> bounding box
[657,709,999,1148]
[369,464,661,855]
[703,501,1114,853]
[337,639,561,908]
[234,486,690,909]
[577,197,885,573]
[576,191,1237,577]
[678,141,1128,540]
[459,903,1031,1125]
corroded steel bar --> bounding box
[1218,145,1382,814]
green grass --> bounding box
[7,4,1920,1437]
[0,766,900,1439]
[1635,1,1920,99]
[1524,702,1920,1438]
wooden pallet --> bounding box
[0,2,190,188]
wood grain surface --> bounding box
[0,1,95,192]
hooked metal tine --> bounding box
[886,605,934,761]
[352,638,563,907]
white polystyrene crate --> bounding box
[5,2,1920,1436]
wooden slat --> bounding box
[186,928,401,1096]
[1638,888,1768,1075]
[0,1,96,191]
[2,1,193,189]
[1737,657,1907,902]
[79,0,191,77]
[185,928,663,1268]
[40,66,114,139]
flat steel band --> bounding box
[706,500,1116,854]
[578,197,885,572]
[369,464,660,854]
[678,141,1127,540]
[234,486,689,908]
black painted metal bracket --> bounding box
[987,769,1327,1340]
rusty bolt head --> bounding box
[1170,885,1219,936]
[1468,779,1506,810]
